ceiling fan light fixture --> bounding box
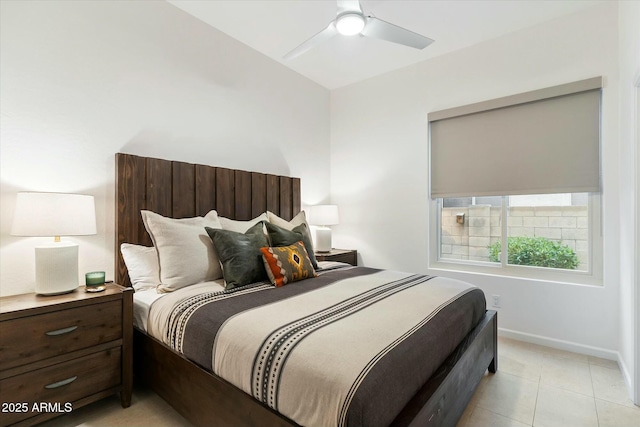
[283,1,434,61]
[336,13,365,36]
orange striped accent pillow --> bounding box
[260,241,317,287]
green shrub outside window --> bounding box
[488,237,579,270]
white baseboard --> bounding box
[616,355,639,405]
[498,327,619,361]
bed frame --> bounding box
[115,152,497,427]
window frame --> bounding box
[428,194,603,286]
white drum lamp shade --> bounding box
[11,192,97,295]
[308,205,339,253]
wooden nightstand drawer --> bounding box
[324,252,356,265]
[0,348,121,426]
[315,249,357,266]
[0,284,133,425]
[0,301,122,371]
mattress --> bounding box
[134,263,486,427]
[133,280,225,332]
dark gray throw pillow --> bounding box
[205,221,269,290]
[264,221,318,269]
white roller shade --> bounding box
[429,77,602,198]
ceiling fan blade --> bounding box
[337,0,363,15]
[361,17,434,50]
[283,21,338,61]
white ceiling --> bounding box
[167,0,605,90]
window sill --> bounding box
[429,259,603,287]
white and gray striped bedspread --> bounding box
[145,265,486,427]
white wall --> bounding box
[331,3,622,356]
[0,0,330,296]
[617,0,640,404]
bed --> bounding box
[115,152,497,427]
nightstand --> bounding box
[0,284,133,427]
[315,249,358,266]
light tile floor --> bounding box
[38,337,639,427]
[458,337,640,427]
[37,386,192,427]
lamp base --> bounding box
[35,242,79,295]
[315,227,332,253]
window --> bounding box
[432,194,602,284]
[428,78,603,285]
[435,193,602,283]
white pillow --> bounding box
[266,210,309,231]
[120,243,159,291]
[219,212,268,233]
[141,210,223,292]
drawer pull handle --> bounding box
[45,376,78,389]
[45,326,78,336]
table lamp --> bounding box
[11,192,97,295]
[309,205,339,253]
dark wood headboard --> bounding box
[115,153,301,287]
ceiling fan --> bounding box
[283,0,434,61]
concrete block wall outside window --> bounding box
[441,205,589,270]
